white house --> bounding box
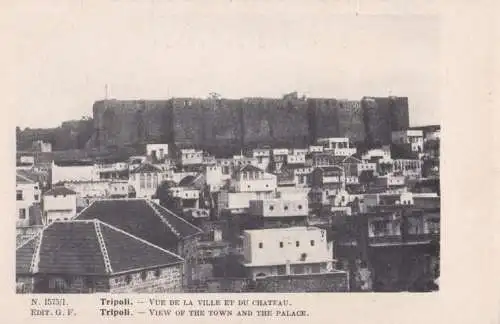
[179,149,204,165]
[248,198,308,218]
[129,163,164,198]
[43,187,77,223]
[242,227,335,279]
[392,159,422,178]
[205,165,231,192]
[230,164,277,193]
[316,137,356,156]
[286,149,308,165]
[16,174,41,227]
[51,160,99,185]
[217,191,274,215]
[308,145,324,153]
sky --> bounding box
[4,1,441,129]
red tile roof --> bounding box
[16,220,184,276]
[75,199,202,251]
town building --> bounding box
[392,159,422,178]
[32,140,52,153]
[129,163,165,198]
[17,156,35,169]
[16,220,184,293]
[316,137,357,156]
[391,130,424,153]
[178,149,204,166]
[287,149,308,165]
[94,159,129,180]
[51,160,99,185]
[74,198,203,286]
[241,227,337,279]
[270,148,289,172]
[146,143,169,162]
[16,173,41,227]
[248,197,309,228]
[43,187,77,223]
[252,148,271,171]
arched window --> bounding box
[146,173,152,189]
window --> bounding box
[269,205,274,211]
[146,173,152,189]
[296,241,300,247]
[141,271,148,281]
[19,209,26,219]
[298,205,303,210]
[34,194,39,201]
[310,240,315,246]
[16,190,23,201]
[277,265,286,275]
[293,265,305,274]
[154,269,161,278]
[139,174,145,189]
[284,205,289,211]
[279,242,284,248]
[258,242,263,249]
[125,274,132,284]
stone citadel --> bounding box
[92,93,409,155]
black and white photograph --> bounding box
[13,2,441,294]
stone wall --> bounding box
[254,271,349,292]
[109,264,183,293]
[93,99,172,149]
[31,274,110,293]
[361,96,410,147]
[92,96,408,153]
[241,98,310,148]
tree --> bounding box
[155,181,176,209]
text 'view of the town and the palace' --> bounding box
[16,93,440,293]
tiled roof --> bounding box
[44,186,77,196]
[75,199,202,251]
[178,175,196,187]
[239,164,263,173]
[130,163,161,174]
[16,220,184,276]
[17,169,48,184]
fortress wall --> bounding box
[92,96,408,153]
[241,98,310,148]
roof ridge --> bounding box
[94,220,113,274]
[16,173,35,184]
[150,200,203,233]
[97,220,185,261]
[73,199,97,219]
[146,200,181,238]
[29,231,43,273]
